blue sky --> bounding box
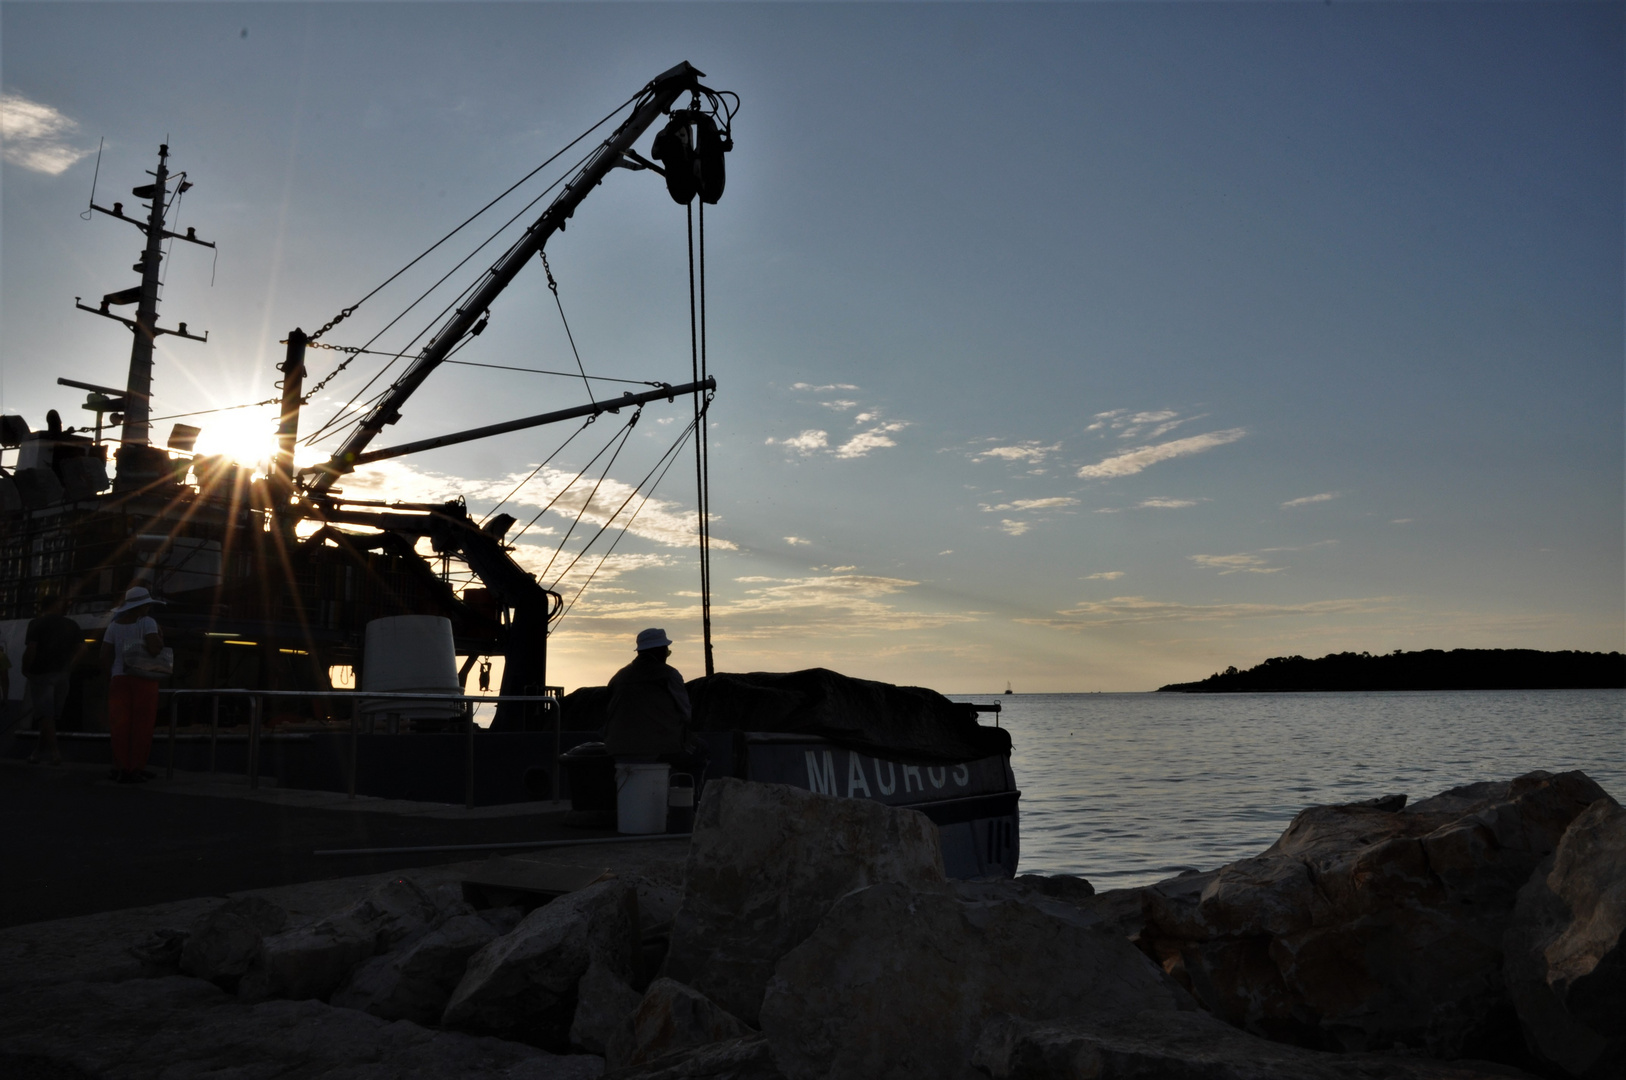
[3,3,1621,691]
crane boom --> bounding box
[305,61,708,494]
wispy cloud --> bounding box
[1282,491,1339,508]
[1027,594,1399,628]
[766,429,829,454]
[784,536,811,546]
[980,497,1079,513]
[1085,571,1124,580]
[975,441,1061,465]
[0,93,91,175]
[1086,409,1204,440]
[835,421,908,459]
[792,382,859,392]
[1000,519,1031,536]
[820,400,859,411]
[1077,429,1246,479]
[1190,552,1282,575]
[1139,497,1199,509]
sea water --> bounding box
[950,689,1624,890]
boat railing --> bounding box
[155,687,563,810]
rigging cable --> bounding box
[300,125,620,440]
[552,415,701,628]
[540,252,596,405]
[300,343,660,388]
[547,413,697,591]
[507,408,638,547]
[688,199,716,676]
[302,88,641,346]
[478,415,595,527]
[537,409,641,583]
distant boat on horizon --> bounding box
[1004,681,1014,695]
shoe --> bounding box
[127,771,151,784]
[108,769,123,781]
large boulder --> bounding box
[238,877,440,1003]
[442,877,640,1046]
[661,779,944,1026]
[972,1010,1538,1079]
[758,882,1193,1080]
[1138,770,1610,1059]
[605,978,753,1071]
[178,896,289,988]
[332,910,513,1025]
[1504,797,1625,1080]
[571,958,644,1056]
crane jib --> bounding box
[305,376,717,476]
[306,61,712,494]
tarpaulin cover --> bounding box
[560,667,1010,764]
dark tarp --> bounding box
[560,667,1010,765]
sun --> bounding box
[186,404,280,472]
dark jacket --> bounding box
[604,652,691,756]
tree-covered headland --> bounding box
[1158,649,1625,693]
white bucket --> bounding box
[615,762,671,835]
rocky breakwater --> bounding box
[2,770,1614,1080]
[599,777,1562,1080]
[1134,769,1621,1078]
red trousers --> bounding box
[109,675,160,772]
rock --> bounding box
[0,974,604,1079]
[1138,770,1610,1059]
[1014,872,1096,901]
[972,1010,1538,1079]
[758,881,1193,1080]
[661,779,944,1025]
[179,896,289,987]
[239,877,439,1003]
[572,958,644,1055]
[606,978,753,1071]
[443,878,640,1046]
[1504,797,1625,1080]
[332,911,505,1025]
[607,1034,783,1080]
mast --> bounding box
[76,143,212,489]
[120,143,170,449]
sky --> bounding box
[1,2,1621,693]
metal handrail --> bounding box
[156,687,562,808]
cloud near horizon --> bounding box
[1139,497,1199,509]
[1282,491,1339,508]
[1,92,91,174]
[1026,594,1399,628]
[1078,428,1246,479]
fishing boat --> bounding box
[0,63,1018,877]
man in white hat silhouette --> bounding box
[604,628,691,758]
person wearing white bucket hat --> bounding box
[100,586,167,783]
[604,628,691,758]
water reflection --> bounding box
[952,689,1624,889]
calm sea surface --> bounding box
[949,690,1624,890]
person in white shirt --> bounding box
[101,586,166,784]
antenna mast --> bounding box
[75,143,213,489]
